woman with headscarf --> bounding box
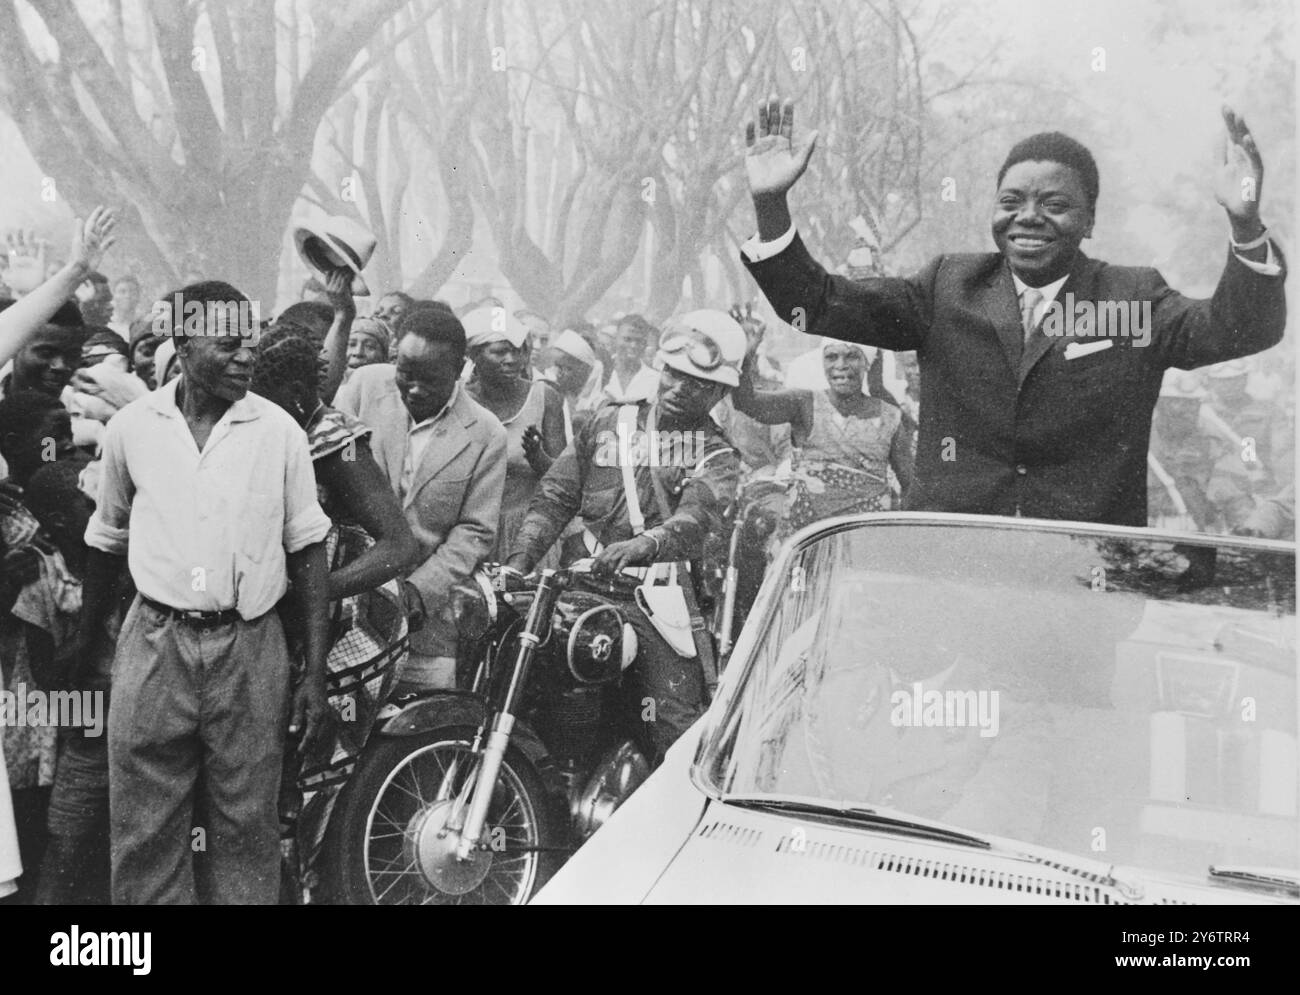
[249,326,420,901]
[733,338,915,542]
[345,316,391,374]
[461,307,567,564]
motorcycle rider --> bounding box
[504,310,746,763]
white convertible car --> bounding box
[533,514,1298,905]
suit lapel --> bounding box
[1019,251,1095,386]
[977,261,1025,373]
[377,378,408,490]
[404,390,475,509]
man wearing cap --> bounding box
[1200,359,1284,532]
[334,301,506,692]
[505,310,746,761]
[79,280,334,904]
[1147,371,1216,531]
[740,98,1286,526]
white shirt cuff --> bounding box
[741,225,798,263]
[84,514,129,556]
[284,507,333,554]
[1233,238,1282,277]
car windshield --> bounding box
[697,520,1298,884]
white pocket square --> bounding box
[1064,340,1113,360]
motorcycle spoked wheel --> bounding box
[320,725,561,905]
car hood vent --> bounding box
[695,818,1128,903]
[697,818,764,848]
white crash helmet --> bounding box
[655,309,748,388]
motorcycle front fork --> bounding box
[439,580,555,860]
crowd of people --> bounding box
[0,95,1291,906]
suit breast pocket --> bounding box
[1059,345,1129,391]
[416,474,470,521]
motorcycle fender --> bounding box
[377,690,563,798]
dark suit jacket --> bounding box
[745,236,1286,525]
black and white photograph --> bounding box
[0,0,1294,943]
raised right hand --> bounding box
[744,96,818,200]
[69,206,118,277]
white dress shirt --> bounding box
[603,363,659,404]
[84,377,331,619]
[400,382,461,501]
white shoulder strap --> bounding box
[617,404,645,535]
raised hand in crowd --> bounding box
[0,206,117,369]
[319,267,357,404]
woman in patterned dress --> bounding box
[250,327,420,900]
[733,339,915,544]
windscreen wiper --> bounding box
[724,792,1147,900]
[724,794,993,849]
[1209,865,1300,898]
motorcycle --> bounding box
[318,561,652,905]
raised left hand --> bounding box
[1213,106,1264,225]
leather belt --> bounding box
[140,595,241,628]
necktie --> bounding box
[1020,287,1044,345]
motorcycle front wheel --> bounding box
[320,724,561,905]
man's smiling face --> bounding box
[991,160,1094,286]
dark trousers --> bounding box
[618,594,707,764]
[108,597,291,904]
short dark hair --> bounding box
[156,280,250,339]
[997,132,1100,211]
[0,390,65,463]
[48,299,85,329]
[397,300,466,357]
[82,328,131,358]
[25,457,88,526]
[616,313,655,341]
[252,325,319,399]
[275,301,334,342]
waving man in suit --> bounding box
[740,98,1285,526]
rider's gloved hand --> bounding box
[591,533,659,579]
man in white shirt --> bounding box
[739,97,1286,526]
[81,281,333,904]
[602,314,660,404]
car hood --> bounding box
[638,803,1294,905]
[533,726,1291,905]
